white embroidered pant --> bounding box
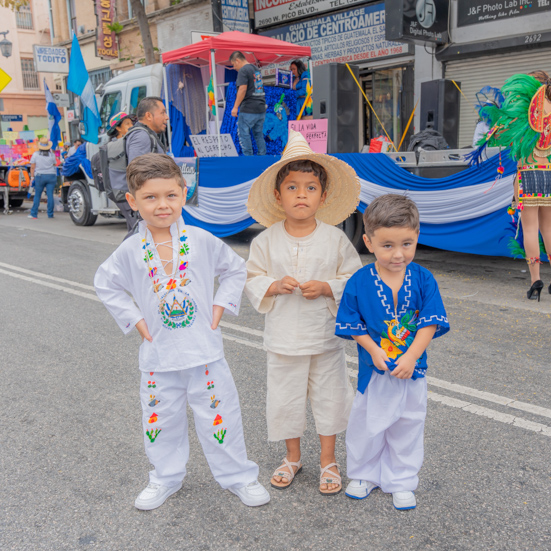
[140,358,259,489]
[346,371,427,493]
[266,348,354,441]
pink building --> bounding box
[0,1,60,135]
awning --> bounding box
[161,30,311,67]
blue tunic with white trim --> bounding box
[335,262,449,394]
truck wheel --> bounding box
[341,210,366,253]
[68,181,98,226]
[9,198,24,208]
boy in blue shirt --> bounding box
[335,194,449,510]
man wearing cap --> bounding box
[230,51,267,156]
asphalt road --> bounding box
[1,206,550,551]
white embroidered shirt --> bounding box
[94,217,246,372]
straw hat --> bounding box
[38,136,53,150]
[247,130,361,227]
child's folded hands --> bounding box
[299,280,333,300]
[267,276,300,296]
[392,353,416,379]
[371,346,391,372]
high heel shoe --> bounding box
[527,280,544,301]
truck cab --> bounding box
[65,64,163,226]
[97,63,163,138]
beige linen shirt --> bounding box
[245,220,363,355]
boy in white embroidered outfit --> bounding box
[245,131,363,495]
[94,153,269,511]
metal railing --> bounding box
[15,7,33,30]
[21,59,40,90]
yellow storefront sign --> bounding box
[0,68,12,93]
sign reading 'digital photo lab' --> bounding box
[33,45,69,74]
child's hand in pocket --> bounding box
[211,305,225,330]
[136,319,153,342]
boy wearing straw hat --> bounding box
[245,130,363,495]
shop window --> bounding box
[90,67,113,92]
[15,4,33,29]
[129,86,147,114]
[363,65,414,152]
[21,59,40,90]
[128,0,147,18]
[67,0,77,35]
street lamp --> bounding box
[0,31,12,58]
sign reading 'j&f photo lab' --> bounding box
[458,0,551,27]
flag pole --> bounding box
[210,49,221,157]
[162,63,172,155]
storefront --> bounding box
[257,1,414,149]
[437,0,551,148]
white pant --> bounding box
[346,371,427,493]
[140,358,259,488]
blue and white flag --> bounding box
[67,34,100,144]
[44,80,61,150]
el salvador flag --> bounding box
[44,80,61,150]
[67,34,100,144]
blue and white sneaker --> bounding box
[345,479,378,500]
[392,491,416,510]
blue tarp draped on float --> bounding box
[183,152,519,256]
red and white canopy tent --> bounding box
[161,31,312,154]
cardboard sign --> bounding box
[190,134,238,158]
[288,119,328,154]
[174,157,199,206]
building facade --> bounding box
[0,0,58,134]
[48,0,217,139]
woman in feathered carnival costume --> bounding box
[477,71,551,301]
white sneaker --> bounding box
[392,491,416,510]
[345,479,378,500]
[229,481,271,507]
[134,482,182,511]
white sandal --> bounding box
[270,457,302,489]
[319,462,342,496]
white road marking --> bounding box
[0,268,102,302]
[2,263,550,436]
[427,392,551,437]
[0,261,97,291]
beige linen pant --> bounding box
[266,348,355,441]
